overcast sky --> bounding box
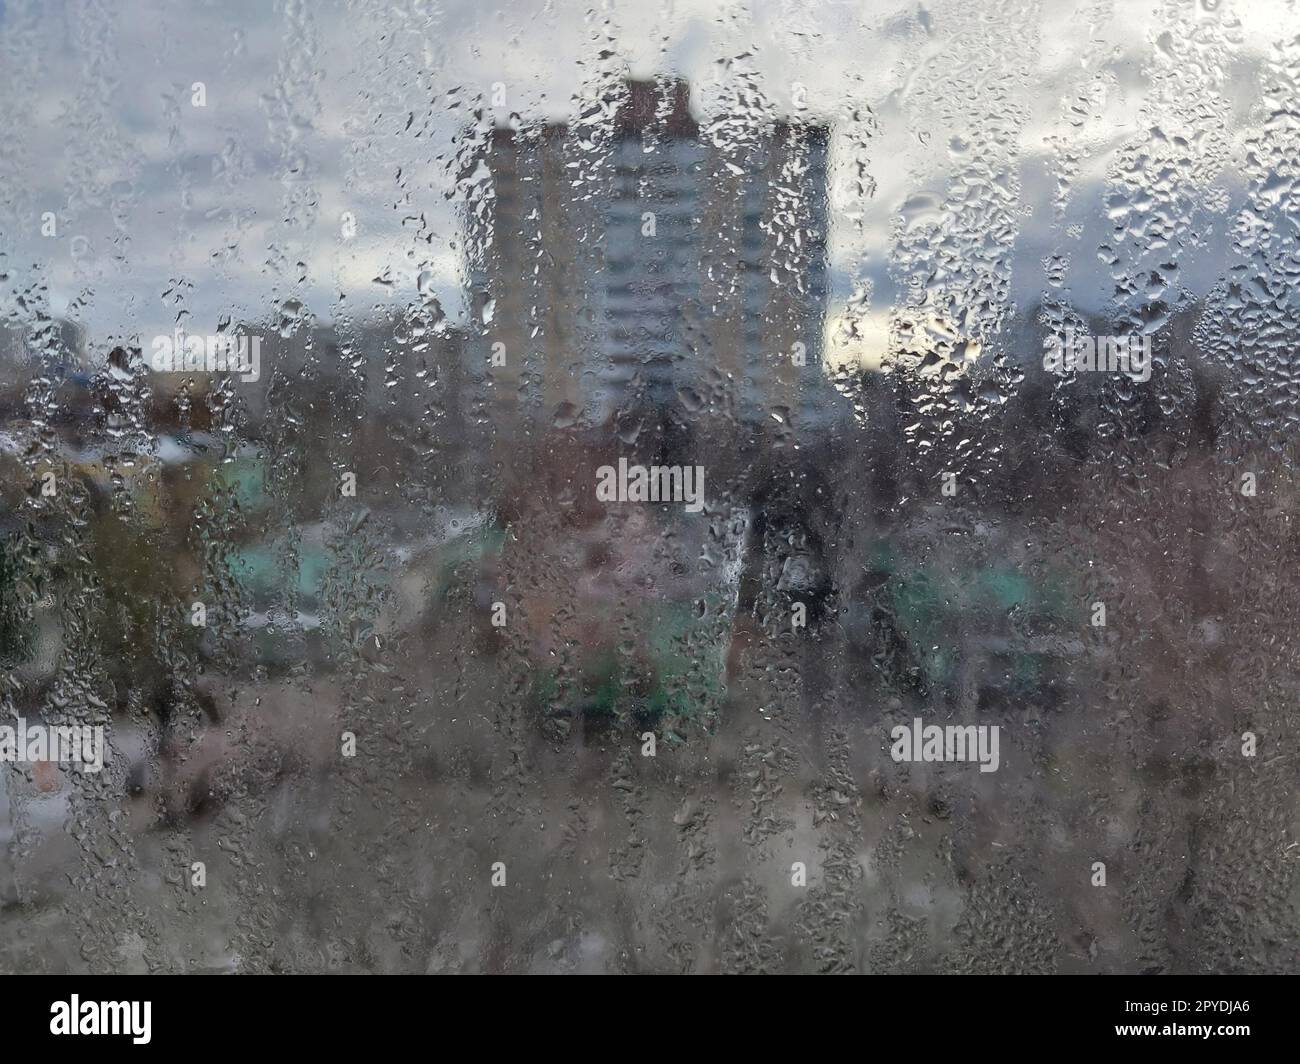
[0,0,1296,370]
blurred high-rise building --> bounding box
[467,78,831,442]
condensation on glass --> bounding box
[0,0,1297,974]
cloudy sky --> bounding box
[1,0,1297,370]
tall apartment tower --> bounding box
[468,78,830,442]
